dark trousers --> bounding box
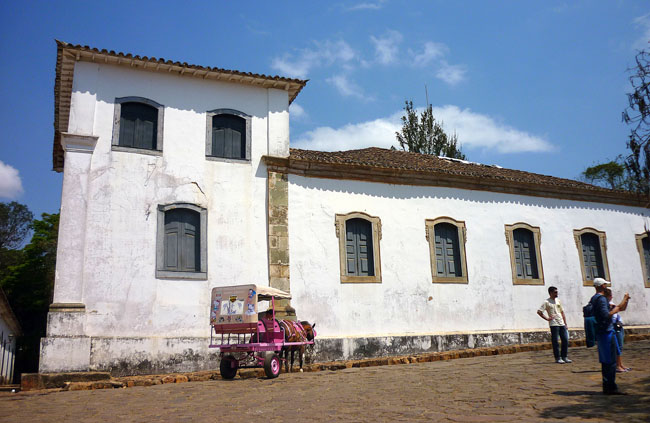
[600,335,618,393]
[550,325,568,360]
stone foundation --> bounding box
[39,326,650,376]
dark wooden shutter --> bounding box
[119,102,158,150]
[345,218,374,276]
[164,209,200,272]
[581,233,604,281]
[434,223,462,277]
[212,114,245,159]
[641,236,650,282]
[513,229,538,279]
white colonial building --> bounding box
[42,41,650,375]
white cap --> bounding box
[593,277,611,287]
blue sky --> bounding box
[0,1,649,220]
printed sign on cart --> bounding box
[221,297,244,315]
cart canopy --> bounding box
[209,284,291,326]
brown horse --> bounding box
[279,320,316,372]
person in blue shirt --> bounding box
[589,278,630,395]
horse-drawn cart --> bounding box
[209,284,315,379]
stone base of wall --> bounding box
[39,326,650,376]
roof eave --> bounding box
[263,155,649,208]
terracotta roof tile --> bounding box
[288,147,623,195]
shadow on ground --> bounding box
[540,376,650,421]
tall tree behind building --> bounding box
[622,49,650,195]
[0,212,59,378]
[395,100,466,159]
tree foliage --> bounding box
[581,159,627,190]
[622,49,650,195]
[1,212,59,375]
[0,201,33,250]
[395,100,466,159]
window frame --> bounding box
[635,232,650,288]
[505,222,544,286]
[112,96,164,154]
[205,108,252,163]
[425,217,469,284]
[574,227,610,286]
[335,212,382,283]
[156,203,207,280]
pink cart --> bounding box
[209,284,313,379]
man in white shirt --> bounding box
[537,286,571,364]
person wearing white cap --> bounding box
[588,278,630,395]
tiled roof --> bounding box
[52,41,308,171]
[286,147,646,206]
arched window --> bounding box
[113,97,164,152]
[505,223,544,285]
[425,217,468,283]
[335,212,382,283]
[206,109,251,161]
[574,228,609,286]
[156,204,207,279]
[635,232,650,288]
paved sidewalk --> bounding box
[2,340,649,422]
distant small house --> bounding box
[41,41,650,376]
[0,288,21,384]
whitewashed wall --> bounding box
[60,61,289,338]
[288,175,650,338]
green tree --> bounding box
[622,49,650,195]
[395,100,466,159]
[0,202,33,280]
[1,213,59,375]
[581,159,628,190]
[0,201,33,250]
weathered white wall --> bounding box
[57,61,290,339]
[288,175,650,338]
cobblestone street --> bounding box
[2,340,649,422]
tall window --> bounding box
[206,109,251,161]
[505,223,544,285]
[156,204,207,279]
[574,228,609,286]
[335,212,382,283]
[426,217,468,283]
[635,233,650,288]
[112,97,164,152]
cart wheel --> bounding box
[264,353,281,379]
[220,355,238,380]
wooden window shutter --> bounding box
[164,208,200,272]
[119,102,158,150]
[513,228,538,279]
[581,233,604,281]
[345,218,375,277]
[212,114,246,159]
[434,222,462,277]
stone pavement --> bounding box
[2,340,649,422]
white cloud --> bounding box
[271,40,356,79]
[289,103,307,120]
[370,30,403,65]
[326,74,373,101]
[0,160,23,199]
[412,41,447,67]
[294,106,554,154]
[633,13,650,50]
[346,0,387,11]
[435,61,467,85]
